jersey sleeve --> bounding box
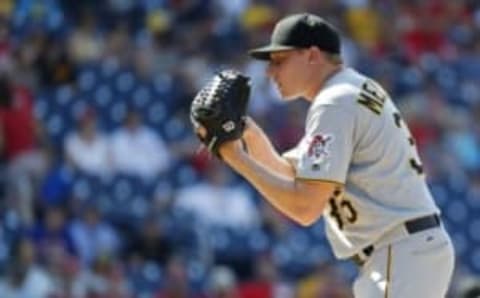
[294,104,354,183]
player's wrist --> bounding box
[219,139,246,161]
[242,117,258,142]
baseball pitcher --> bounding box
[190,13,455,298]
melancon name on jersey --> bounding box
[357,80,388,115]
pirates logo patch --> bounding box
[307,134,334,169]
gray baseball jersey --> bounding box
[283,67,440,259]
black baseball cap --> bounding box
[249,13,341,61]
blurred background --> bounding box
[0,0,479,297]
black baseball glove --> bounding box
[190,69,251,156]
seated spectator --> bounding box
[296,262,352,298]
[43,248,82,297]
[207,266,239,298]
[74,256,132,298]
[110,109,171,179]
[0,237,56,297]
[29,205,76,260]
[155,255,191,298]
[443,109,480,171]
[0,18,13,71]
[64,107,112,177]
[125,216,173,267]
[67,12,104,64]
[0,1,13,18]
[174,160,260,229]
[69,204,121,265]
[35,36,76,87]
[238,254,285,298]
[39,161,73,207]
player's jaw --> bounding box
[272,70,310,101]
[274,80,300,101]
[267,50,309,100]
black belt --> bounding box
[350,214,441,266]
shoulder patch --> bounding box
[307,134,334,169]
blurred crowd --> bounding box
[0,0,479,297]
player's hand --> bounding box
[194,124,243,159]
[190,69,251,157]
[194,124,207,140]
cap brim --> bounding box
[248,44,297,60]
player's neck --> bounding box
[304,65,343,102]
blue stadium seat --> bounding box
[55,85,75,107]
[152,73,174,95]
[46,114,67,145]
[211,228,230,251]
[337,261,358,282]
[308,220,327,241]
[146,101,167,126]
[446,199,469,225]
[114,176,138,201]
[469,249,480,273]
[109,101,128,127]
[435,65,458,91]
[247,229,270,253]
[78,69,97,93]
[459,80,480,106]
[34,95,49,121]
[132,85,153,110]
[454,55,480,82]
[468,219,480,243]
[71,172,104,201]
[287,230,311,256]
[72,176,93,202]
[144,178,170,201]
[187,259,208,292]
[306,243,331,264]
[94,84,114,109]
[430,183,448,208]
[400,66,425,91]
[115,71,136,94]
[162,116,189,142]
[272,243,292,268]
[69,99,88,121]
[466,191,480,209]
[96,191,113,214]
[130,195,149,219]
[129,262,164,295]
[171,163,199,188]
[451,232,468,259]
[101,59,121,80]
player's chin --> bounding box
[281,90,300,101]
[276,84,299,101]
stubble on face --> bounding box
[268,50,312,101]
[269,51,299,100]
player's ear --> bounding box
[307,47,323,65]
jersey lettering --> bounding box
[392,112,424,175]
[357,80,387,115]
[410,158,424,175]
[393,112,402,128]
[329,197,344,230]
[329,196,358,230]
[340,200,358,223]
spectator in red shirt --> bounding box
[0,74,49,225]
